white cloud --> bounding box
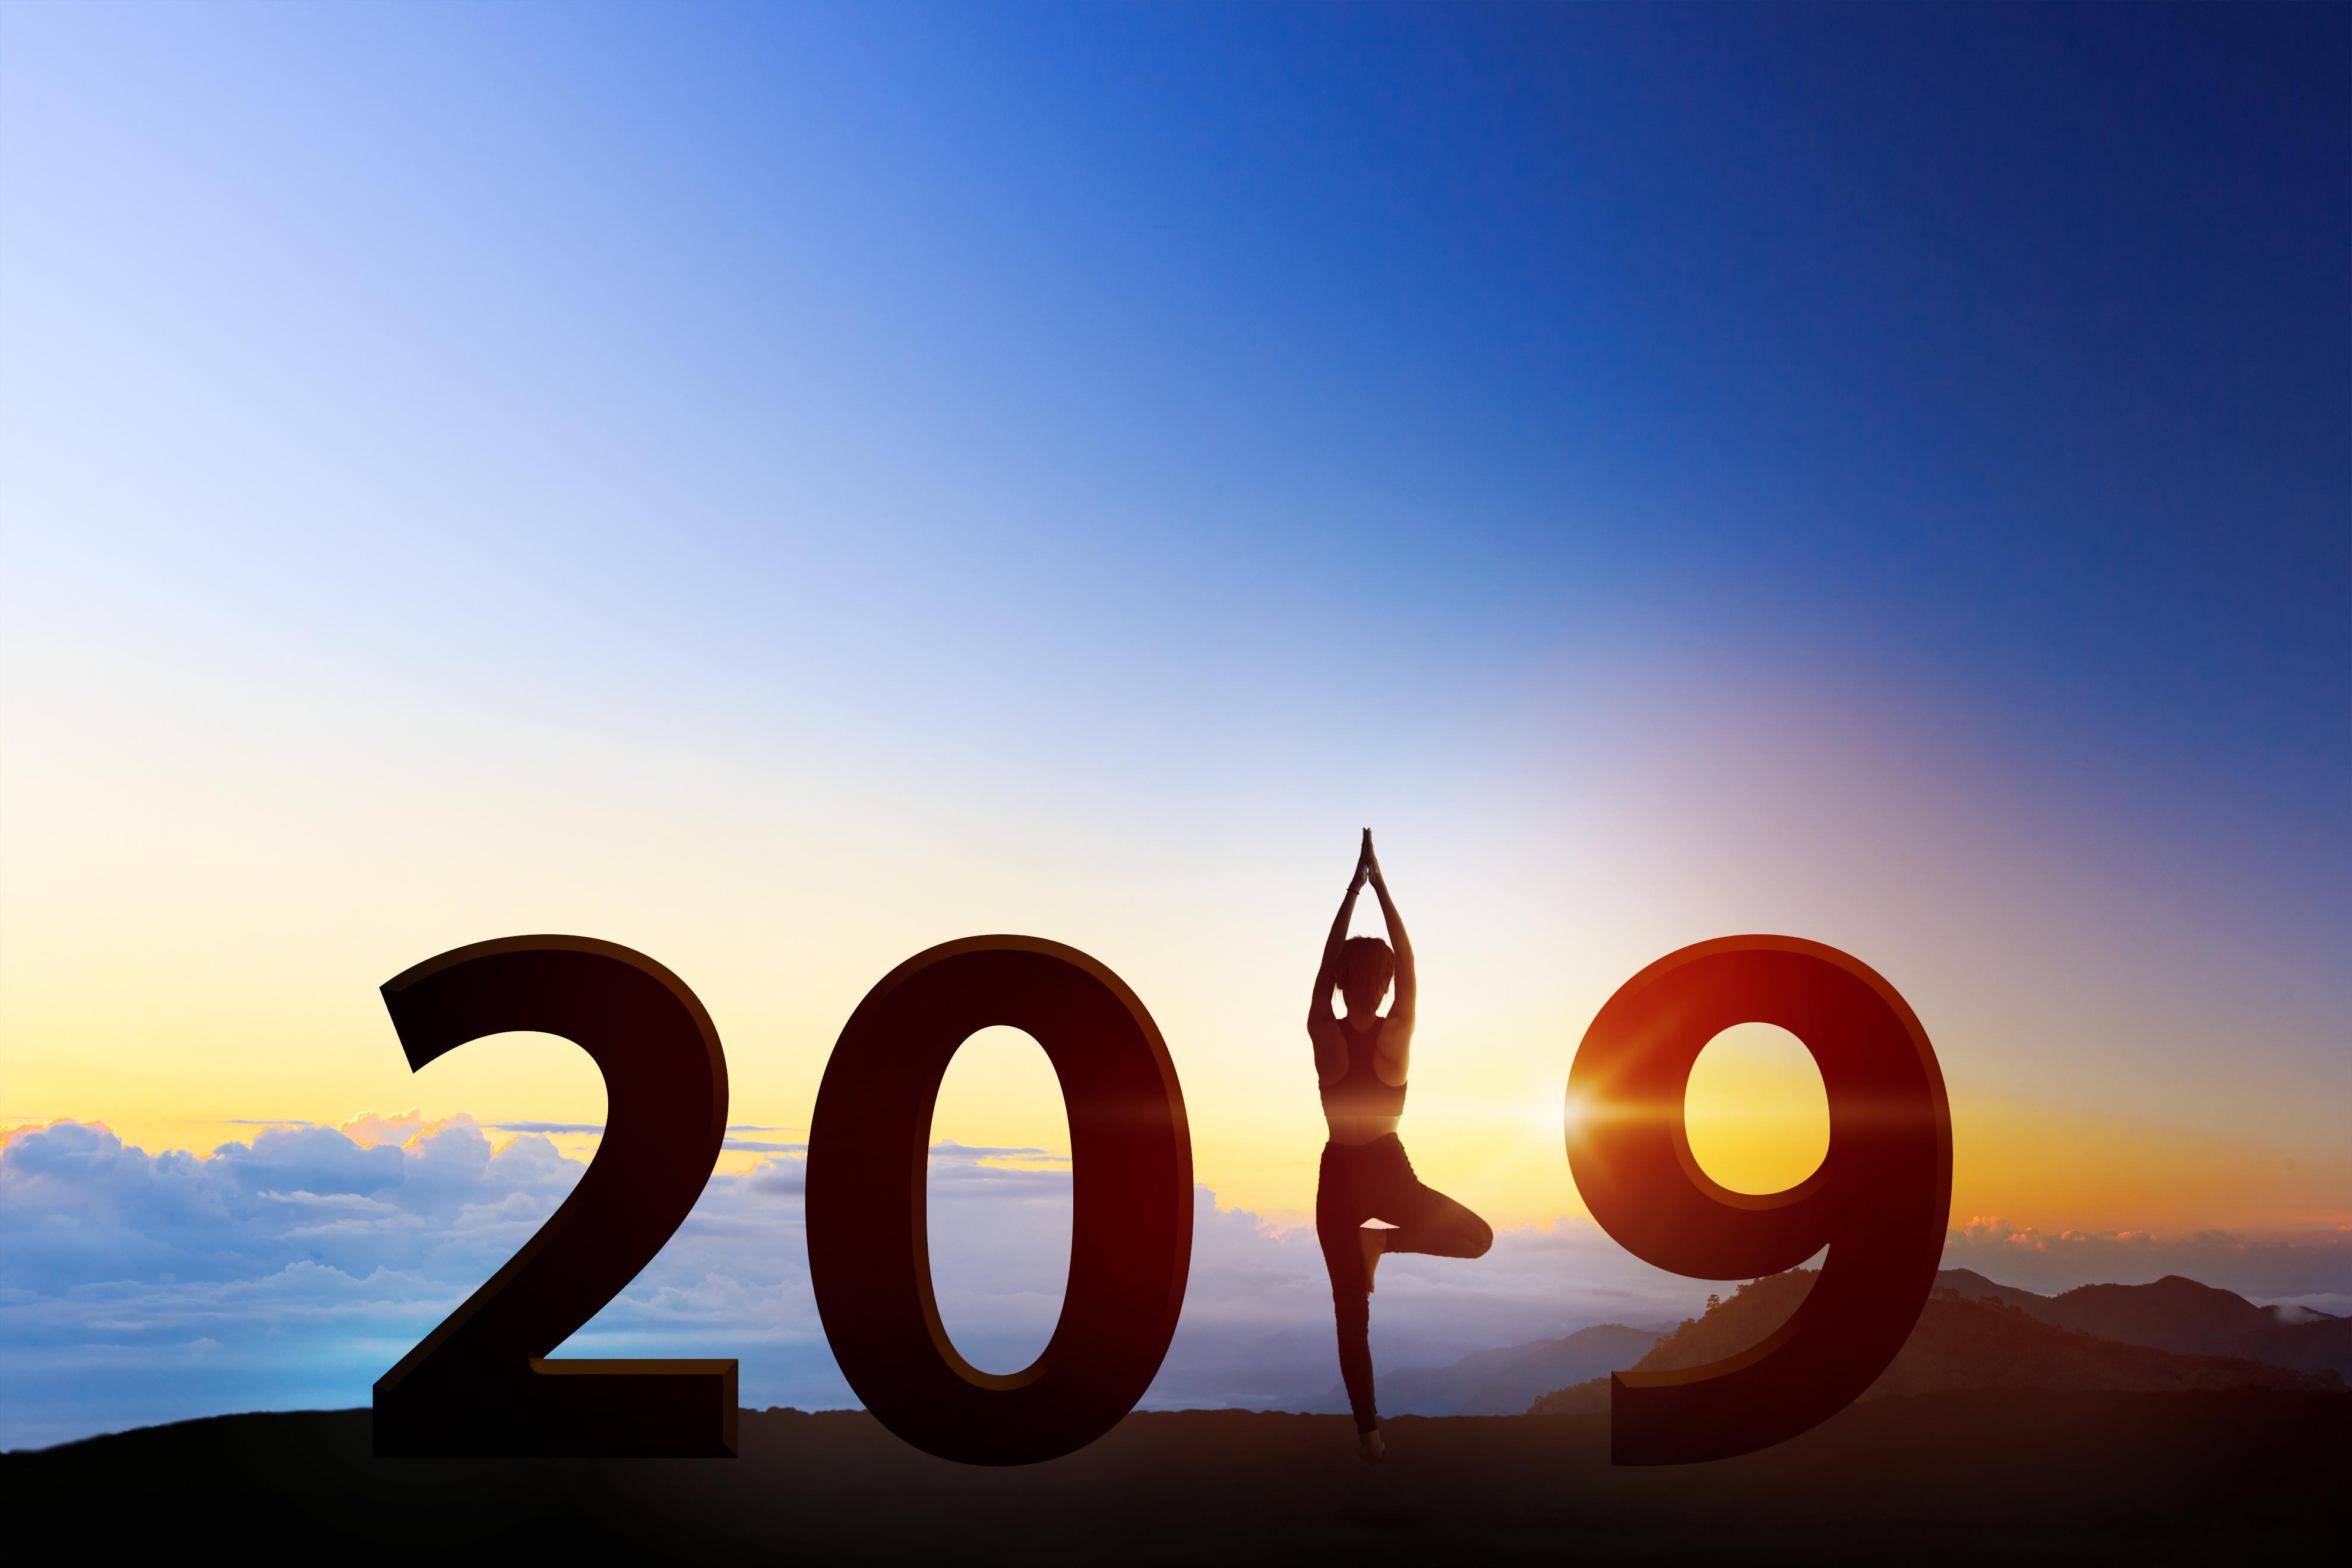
[3,1115,1712,1446]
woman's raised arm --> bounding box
[1365,838,1414,1081]
[1307,833,1372,1081]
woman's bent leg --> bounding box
[1375,1145,1494,1261]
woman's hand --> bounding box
[1361,829,1384,889]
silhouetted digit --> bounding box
[372,935,736,1458]
[807,936,1193,1465]
[1566,935,1950,1464]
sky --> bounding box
[1,1,2346,1443]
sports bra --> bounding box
[1320,1015,1408,1120]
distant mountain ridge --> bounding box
[1527,1270,2345,1415]
[1285,1266,2345,1421]
[1404,1323,1664,1417]
[1934,1268,2351,1373]
[1306,1322,1665,1418]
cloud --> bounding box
[333,1109,456,1147]
[929,1140,1069,1162]
[0,1116,1715,1447]
[0,1117,588,1446]
[488,1123,605,1134]
[11,1120,2347,1452]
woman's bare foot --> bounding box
[1357,1427,1387,1465]
[1358,1226,1386,1294]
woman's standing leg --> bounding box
[1316,1144,1380,1434]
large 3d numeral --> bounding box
[1566,935,1950,1465]
[372,935,736,1458]
[806,935,1193,1466]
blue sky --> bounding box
[10,4,2341,764]
[2,2,2347,1437]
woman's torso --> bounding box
[1321,1014,1407,1146]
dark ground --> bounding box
[5,1391,2340,1561]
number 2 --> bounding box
[1566,934,1952,1465]
[372,935,737,1458]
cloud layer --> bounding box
[7,1118,2347,1449]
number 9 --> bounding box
[1566,935,1952,1464]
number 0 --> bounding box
[806,936,1194,1465]
[1566,935,1952,1465]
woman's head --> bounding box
[1339,935,1395,1013]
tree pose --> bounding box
[1310,830,1493,1464]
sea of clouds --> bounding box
[5,1116,2347,1449]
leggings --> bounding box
[1317,1133,1493,1433]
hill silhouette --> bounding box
[4,1392,2343,1559]
[1936,1267,2350,1373]
[1529,1270,2344,1414]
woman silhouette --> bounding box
[1310,830,1493,1463]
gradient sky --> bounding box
[3,2,2346,1243]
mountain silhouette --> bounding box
[1934,1269,2350,1374]
[1528,1270,2344,1414]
